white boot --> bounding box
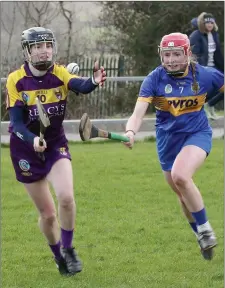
[204,103,217,120]
[208,106,218,120]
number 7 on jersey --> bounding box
[179,86,184,94]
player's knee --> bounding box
[59,195,75,210]
[171,170,189,188]
[39,211,57,226]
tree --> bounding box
[15,2,60,27]
[100,1,224,74]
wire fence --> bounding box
[1,55,151,120]
[1,75,148,121]
[1,55,224,120]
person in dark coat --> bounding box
[189,12,224,119]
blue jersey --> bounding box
[138,64,224,133]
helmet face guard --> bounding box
[158,33,191,76]
[21,27,57,71]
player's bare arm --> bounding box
[124,99,149,148]
[126,100,149,134]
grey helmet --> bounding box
[21,27,57,71]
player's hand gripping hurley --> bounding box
[79,113,130,143]
[35,97,50,161]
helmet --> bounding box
[21,27,57,71]
[158,33,191,75]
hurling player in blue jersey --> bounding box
[124,33,224,260]
[6,27,106,276]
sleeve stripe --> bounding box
[137,96,153,103]
[219,85,224,93]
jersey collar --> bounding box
[23,61,54,77]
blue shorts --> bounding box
[156,129,212,171]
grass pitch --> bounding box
[1,140,224,288]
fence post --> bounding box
[118,55,125,77]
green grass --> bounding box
[1,140,224,288]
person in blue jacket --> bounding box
[189,12,224,120]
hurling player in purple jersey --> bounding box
[6,27,106,276]
[123,33,224,260]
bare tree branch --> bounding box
[16,2,61,28]
[59,1,73,63]
[41,3,61,27]
[32,2,50,26]
[1,3,17,59]
[16,2,26,19]
[1,18,10,35]
[16,2,31,28]
[30,2,42,26]
[6,2,16,54]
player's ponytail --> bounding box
[190,59,199,94]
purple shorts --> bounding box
[9,133,72,183]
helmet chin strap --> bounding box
[32,61,53,71]
[164,65,188,76]
[28,62,47,76]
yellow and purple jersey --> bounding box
[6,62,97,142]
[138,64,224,133]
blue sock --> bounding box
[189,222,198,234]
[191,208,208,225]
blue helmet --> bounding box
[21,27,57,71]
